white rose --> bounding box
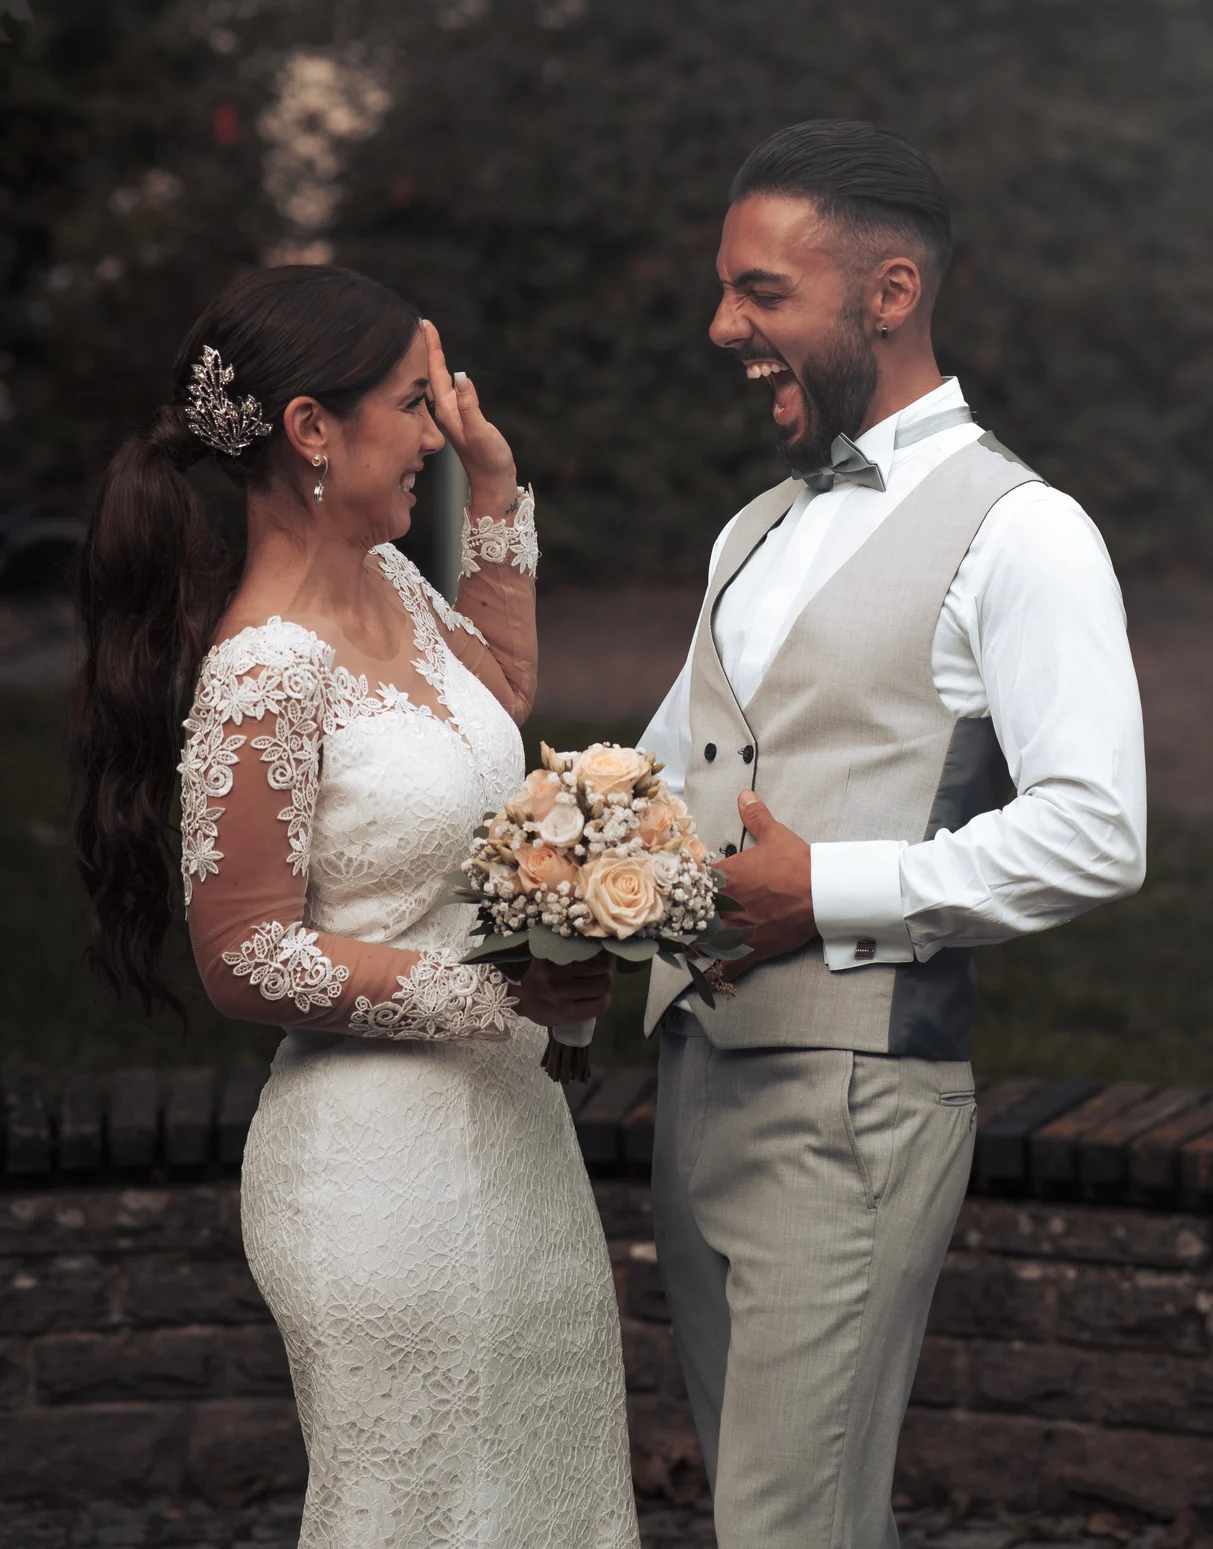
[650,852,681,891]
[536,803,585,847]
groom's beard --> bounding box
[776,305,878,477]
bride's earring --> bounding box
[311,453,328,504]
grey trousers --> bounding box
[651,1020,976,1549]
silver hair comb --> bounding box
[185,345,273,457]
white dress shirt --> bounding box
[642,377,1147,970]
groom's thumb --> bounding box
[738,790,776,841]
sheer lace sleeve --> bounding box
[442,485,539,725]
[179,618,519,1040]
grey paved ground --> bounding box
[0,1496,1191,1548]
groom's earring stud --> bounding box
[879,324,890,340]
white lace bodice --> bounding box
[179,544,529,1040]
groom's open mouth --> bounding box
[743,357,800,425]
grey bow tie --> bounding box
[804,434,886,494]
[802,404,977,495]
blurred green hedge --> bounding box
[3,0,1213,579]
[4,693,1212,1085]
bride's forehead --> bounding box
[373,334,430,394]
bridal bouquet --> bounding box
[447,743,751,1081]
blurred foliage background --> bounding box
[2,0,1212,1080]
[4,0,1213,579]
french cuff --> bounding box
[810,840,915,970]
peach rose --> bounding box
[687,837,709,863]
[668,793,693,832]
[575,743,649,801]
[578,854,665,938]
[637,798,678,847]
[509,769,562,822]
[515,843,580,895]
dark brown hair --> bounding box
[730,119,954,300]
[70,265,421,1015]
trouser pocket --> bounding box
[841,1052,902,1213]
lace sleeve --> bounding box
[180,619,520,1042]
[442,485,539,725]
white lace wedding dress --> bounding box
[179,499,639,1548]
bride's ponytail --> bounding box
[70,404,237,1015]
[70,264,421,1017]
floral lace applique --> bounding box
[222,919,350,1012]
[349,949,519,1039]
[460,485,540,580]
[180,617,435,903]
[374,545,491,740]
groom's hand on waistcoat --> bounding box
[715,792,818,981]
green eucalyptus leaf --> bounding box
[686,958,716,1010]
[715,894,746,914]
[656,947,685,969]
[704,926,753,952]
[705,942,752,962]
[528,924,603,964]
[602,937,660,962]
[462,931,532,964]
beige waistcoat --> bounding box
[644,435,1041,1054]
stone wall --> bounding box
[2,1177,1212,1518]
[4,1066,1213,1518]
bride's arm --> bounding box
[424,323,538,724]
[441,485,538,724]
[181,627,520,1040]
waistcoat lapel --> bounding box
[696,476,804,720]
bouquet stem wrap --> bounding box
[543,1019,595,1082]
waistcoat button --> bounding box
[741,744,754,763]
[722,843,738,857]
[704,743,717,762]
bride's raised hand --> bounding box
[423,319,518,511]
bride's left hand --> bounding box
[424,319,518,510]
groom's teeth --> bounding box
[399,472,416,491]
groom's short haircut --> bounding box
[730,120,954,303]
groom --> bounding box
[641,120,1146,1547]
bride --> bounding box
[71,264,640,1547]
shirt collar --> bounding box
[851,377,968,486]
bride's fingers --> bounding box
[423,321,462,435]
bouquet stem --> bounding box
[541,1034,592,1084]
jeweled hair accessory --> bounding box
[185,345,274,457]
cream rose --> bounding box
[575,743,650,801]
[509,769,562,822]
[579,854,665,938]
[515,843,580,895]
[536,803,585,847]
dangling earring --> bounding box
[311,453,328,504]
[880,324,890,340]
